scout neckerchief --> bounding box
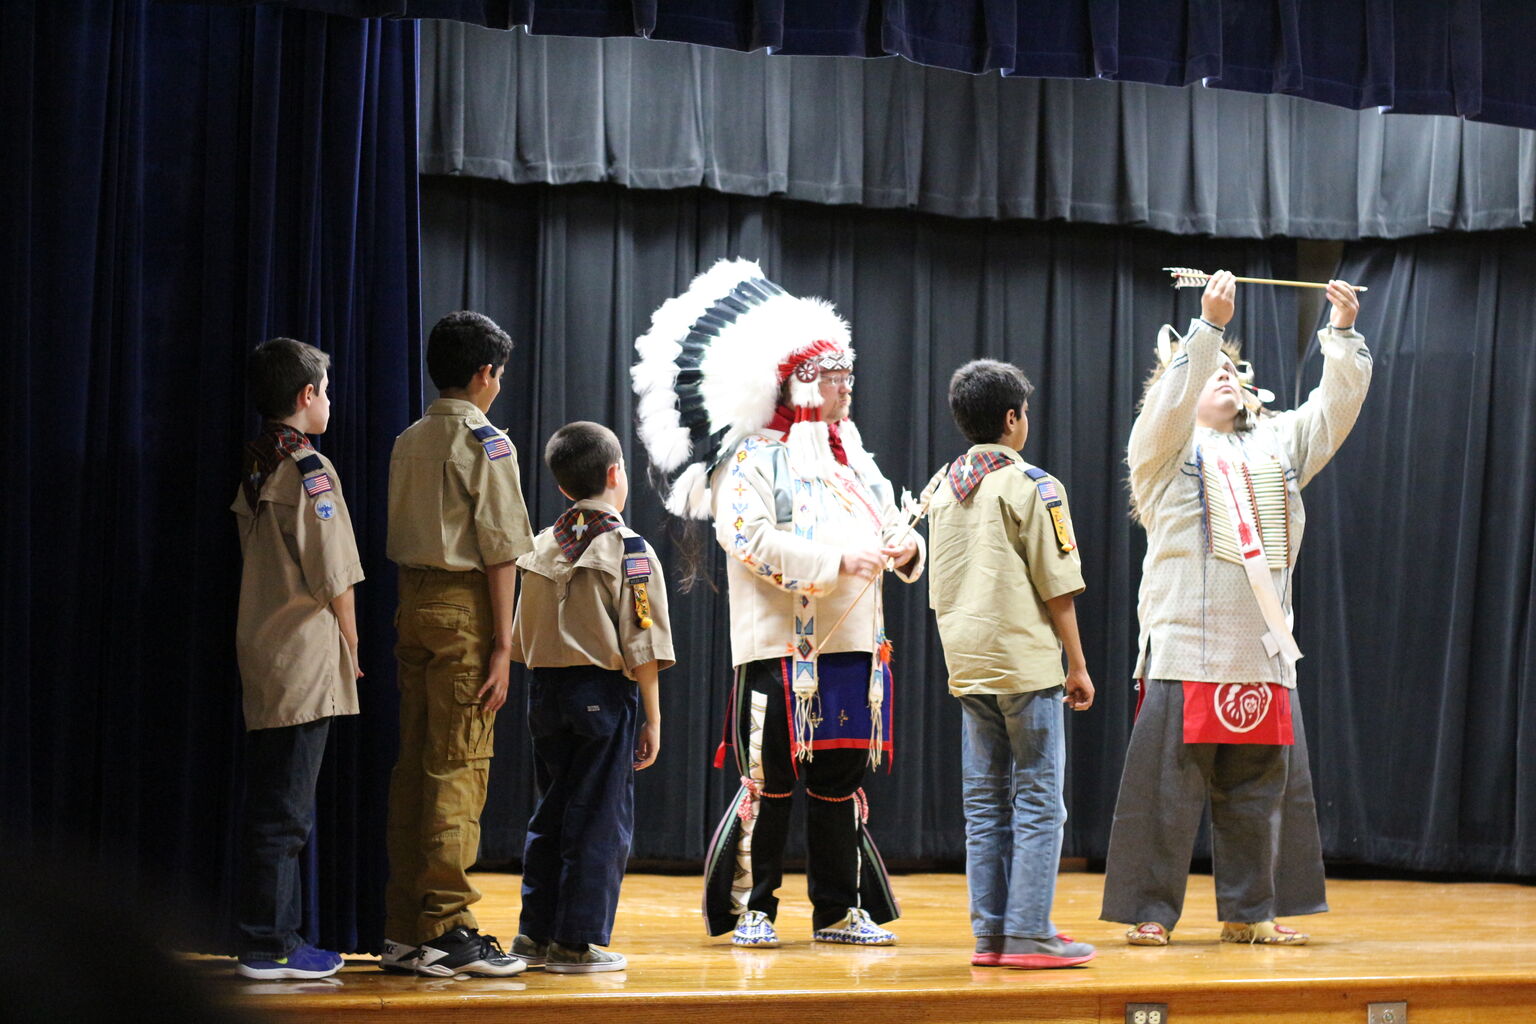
[242,423,310,511]
[947,450,1013,503]
[1209,452,1302,666]
[553,505,622,561]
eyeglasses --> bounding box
[819,373,855,390]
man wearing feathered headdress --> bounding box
[1100,269,1372,948]
[632,259,923,949]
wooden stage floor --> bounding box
[211,871,1536,1024]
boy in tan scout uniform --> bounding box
[922,360,1096,970]
[506,421,672,973]
[232,337,364,980]
[380,311,535,977]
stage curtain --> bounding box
[420,25,1536,240]
[1298,230,1536,877]
[0,0,419,952]
[420,174,1302,867]
[179,0,1536,131]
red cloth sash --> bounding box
[1181,681,1293,745]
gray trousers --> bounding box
[1099,680,1328,928]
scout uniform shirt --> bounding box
[232,440,365,731]
[510,499,675,678]
[923,445,1085,697]
[386,397,534,571]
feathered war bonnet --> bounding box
[632,258,855,518]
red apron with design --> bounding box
[1181,681,1294,745]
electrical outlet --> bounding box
[1125,1004,1169,1024]
[1368,1002,1407,1024]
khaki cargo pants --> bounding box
[384,567,498,944]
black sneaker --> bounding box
[414,926,527,977]
[378,938,422,974]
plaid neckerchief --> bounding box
[947,450,1016,503]
[553,505,623,562]
[242,423,312,511]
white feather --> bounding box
[663,462,712,520]
[632,258,770,473]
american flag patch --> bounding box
[625,555,651,580]
[481,434,512,460]
[1035,479,1058,501]
[303,473,333,497]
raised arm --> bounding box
[1128,271,1235,504]
[1269,280,1373,487]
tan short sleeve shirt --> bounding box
[924,445,1085,696]
[509,500,675,679]
[232,448,365,730]
[386,398,535,571]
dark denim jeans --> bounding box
[519,666,637,947]
[237,717,331,958]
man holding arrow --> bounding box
[1100,269,1372,947]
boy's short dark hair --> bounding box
[546,421,624,500]
[948,359,1035,445]
[248,337,330,421]
[427,311,515,391]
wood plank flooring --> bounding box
[204,871,1536,1023]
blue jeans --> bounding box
[237,717,331,958]
[959,688,1066,940]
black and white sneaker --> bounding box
[378,938,423,974]
[414,926,527,977]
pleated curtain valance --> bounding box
[420,24,1536,240]
[176,1,1536,131]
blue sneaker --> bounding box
[238,942,344,980]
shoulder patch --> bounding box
[470,424,512,460]
[622,535,655,629]
[288,449,336,516]
[622,535,652,583]
[1021,466,1074,552]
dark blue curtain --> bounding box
[185,0,1536,130]
[0,0,419,952]
[1299,230,1536,877]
